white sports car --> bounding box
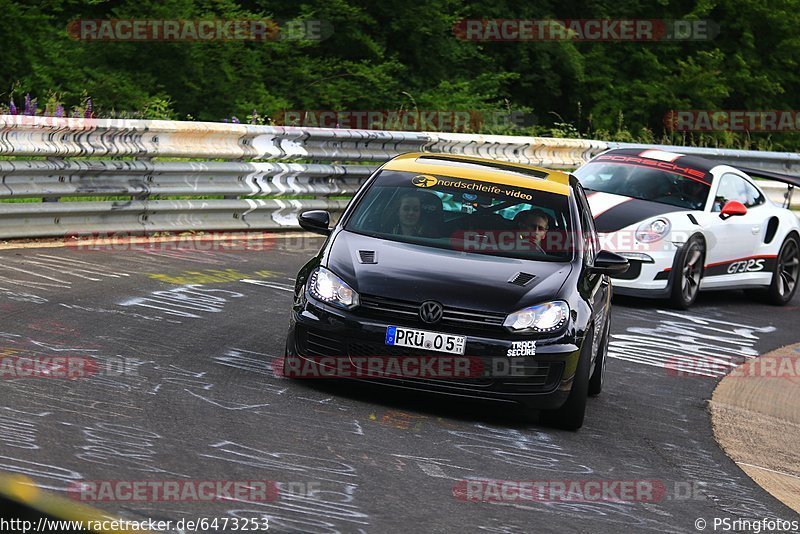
[574,148,800,308]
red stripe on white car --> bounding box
[704,254,778,269]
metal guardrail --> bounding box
[0,115,797,239]
[0,161,374,198]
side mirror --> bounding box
[720,200,747,219]
[298,210,331,236]
[589,250,630,275]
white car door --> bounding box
[702,172,770,288]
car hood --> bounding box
[587,191,684,233]
[324,231,572,313]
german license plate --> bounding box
[385,326,466,355]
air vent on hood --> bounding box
[358,250,377,264]
[508,272,536,286]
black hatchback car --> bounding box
[284,153,627,429]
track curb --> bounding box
[710,342,800,513]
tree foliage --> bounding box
[2,0,799,149]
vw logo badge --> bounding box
[419,301,443,324]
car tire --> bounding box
[588,318,609,397]
[766,234,800,305]
[540,328,592,431]
[670,235,705,310]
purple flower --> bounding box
[84,97,93,118]
[55,105,65,118]
[231,116,240,124]
[9,99,16,115]
[23,93,32,115]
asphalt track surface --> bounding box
[0,236,798,534]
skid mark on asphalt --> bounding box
[437,424,688,532]
[212,348,285,387]
[0,249,270,306]
[0,452,85,493]
[58,303,183,323]
[77,421,189,478]
[118,285,245,320]
[199,441,371,532]
[0,253,132,306]
[121,249,252,266]
[0,254,129,291]
[0,286,49,304]
[608,309,776,377]
[0,407,48,451]
[239,278,295,292]
[657,442,778,518]
[392,453,474,481]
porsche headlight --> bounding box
[636,218,671,243]
[504,301,569,333]
[308,267,359,309]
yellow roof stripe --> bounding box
[382,153,571,196]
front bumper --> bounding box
[605,247,677,298]
[285,297,583,410]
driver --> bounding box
[391,193,424,236]
[514,209,550,253]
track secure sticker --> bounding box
[507,341,536,357]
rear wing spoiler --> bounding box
[736,166,800,208]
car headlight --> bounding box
[504,301,569,333]
[636,218,671,243]
[308,267,359,309]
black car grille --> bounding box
[347,341,561,390]
[495,361,564,391]
[348,341,493,386]
[300,328,346,357]
[358,294,506,331]
[297,328,564,392]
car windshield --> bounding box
[574,162,710,210]
[345,170,574,261]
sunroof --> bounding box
[417,155,549,179]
